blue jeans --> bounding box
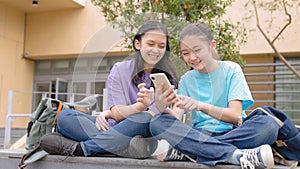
[150,113,279,166]
[57,109,153,156]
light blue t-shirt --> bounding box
[178,61,254,133]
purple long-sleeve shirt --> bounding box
[107,59,160,126]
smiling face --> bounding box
[134,30,167,72]
[180,35,216,74]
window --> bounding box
[275,57,300,124]
[34,56,126,112]
[72,82,87,102]
[53,60,69,73]
[35,61,51,74]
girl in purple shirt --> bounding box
[40,20,178,159]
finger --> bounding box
[173,89,178,94]
[137,92,150,99]
[174,101,181,107]
[137,83,146,89]
[136,98,144,102]
[100,124,108,131]
[95,121,101,130]
[98,115,109,129]
[149,87,154,93]
[177,95,184,101]
[164,85,175,96]
[139,87,151,93]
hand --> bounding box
[136,83,154,108]
[95,110,111,131]
[177,95,202,112]
[155,83,177,113]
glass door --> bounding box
[55,78,68,101]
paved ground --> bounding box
[0,149,296,169]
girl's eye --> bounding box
[159,45,166,49]
[182,52,189,56]
[194,49,201,53]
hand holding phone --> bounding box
[150,73,177,113]
[150,73,172,92]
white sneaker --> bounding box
[240,144,274,169]
[154,140,196,163]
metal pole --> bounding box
[4,90,13,149]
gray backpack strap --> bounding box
[19,145,48,169]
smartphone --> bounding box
[150,73,172,92]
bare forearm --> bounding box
[111,102,145,122]
[164,107,184,121]
[200,103,241,124]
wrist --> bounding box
[197,101,204,111]
[163,108,172,114]
[133,102,146,112]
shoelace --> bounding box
[168,149,197,163]
[240,156,255,169]
[168,149,186,160]
[241,148,263,168]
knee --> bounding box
[150,114,173,137]
[255,115,279,144]
[57,109,76,125]
[129,111,153,123]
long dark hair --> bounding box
[131,20,177,88]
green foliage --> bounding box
[91,0,247,77]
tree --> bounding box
[246,0,300,78]
[91,0,247,77]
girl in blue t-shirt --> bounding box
[139,23,279,169]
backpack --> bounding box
[245,106,300,167]
[25,94,100,151]
[19,94,100,168]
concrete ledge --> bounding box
[0,149,293,169]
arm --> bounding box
[177,95,242,124]
[200,100,242,124]
[154,83,184,120]
[110,102,145,122]
[164,103,185,121]
[112,83,155,122]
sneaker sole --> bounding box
[260,144,274,169]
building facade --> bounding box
[0,0,299,130]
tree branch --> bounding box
[272,0,292,44]
[253,0,300,78]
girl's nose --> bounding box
[151,46,161,53]
[189,52,198,60]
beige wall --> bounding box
[24,0,109,59]
[0,3,34,128]
[1,0,299,129]
[0,0,124,128]
[224,0,300,55]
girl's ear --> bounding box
[211,40,217,49]
[134,39,141,50]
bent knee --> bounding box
[57,109,76,124]
[149,114,173,137]
[128,111,153,123]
